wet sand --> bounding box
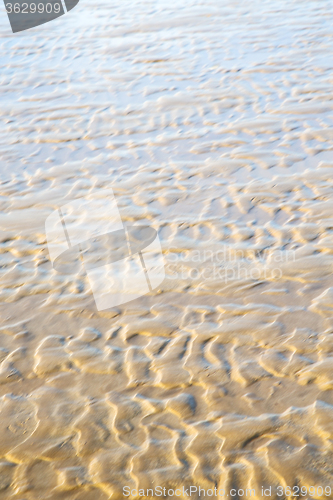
[1,0,333,498]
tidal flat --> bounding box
[0,0,333,498]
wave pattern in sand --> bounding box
[1,0,333,498]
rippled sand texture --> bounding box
[2,0,333,498]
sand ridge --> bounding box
[1,0,333,498]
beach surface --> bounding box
[1,0,333,498]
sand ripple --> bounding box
[1,0,333,498]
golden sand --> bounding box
[1,0,333,498]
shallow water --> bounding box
[1,0,333,498]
